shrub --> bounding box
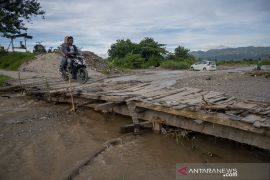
[122,53,146,69]
[160,60,191,70]
[0,75,11,87]
[142,55,162,68]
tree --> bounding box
[108,39,136,59]
[174,45,190,59]
[138,37,166,60]
[0,0,45,37]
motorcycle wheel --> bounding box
[77,67,88,84]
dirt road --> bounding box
[0,53,105,80]
[107,66,270,102]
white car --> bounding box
[191,60,216,71]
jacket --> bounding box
[61,43,79,58]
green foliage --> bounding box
[142,55,163,68]
[160,46,196,70]
[108,39,136,59]
[0,0,45,37]
[0,75,12,87]
[138,37,166,60]
[262,60,270,65]
[0,52,38,70]
[107,38,196,69]
[217,59,270,66]
[109,53,145,69]
[108,37,167,69]
[175,45,190,59]
[123,53,145,69]
[160,60,191,70]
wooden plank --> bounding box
[179,92,209,105]
[109,85,163,97]
[216,97,236,105]
[208,96,228,103]
[260,110,270,115]
[231,102,258,110]
[135,101,265,134]
[203,91,225,100]
[95,102,123,111]
[128,86,163,95]
[241,114,265,124]
[156,88,202,102]
[147,88,187,100]
[118,83,150,92]
[140,89,170,99]
[99,95,130,102]
[74,92,100,100]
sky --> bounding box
[1,0,270,56]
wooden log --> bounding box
[95,102,123,111]
[120,121,152,133]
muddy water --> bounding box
[76,112,270,180]
[0,94,269,180]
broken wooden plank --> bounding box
[208,96,228,103]
[156,88,202,102]
[135,101,265,134]
[203,91,225,99]
[145,88,187,100]
[241,114,265,124]
[231,102,258,110]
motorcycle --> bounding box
[60,55,89,84]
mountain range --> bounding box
[190,46,270,61]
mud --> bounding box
[0,93,131,180]
[0,93,269,180]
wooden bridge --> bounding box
[3,75,270,150]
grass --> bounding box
[217,59,270,66]
[0,75,12,87]
[0,52,39,70]
[160,60,192,70]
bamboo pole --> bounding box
[68,73,75,111]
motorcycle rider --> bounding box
[60,36,79,79]
[59,36,69,73]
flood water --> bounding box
[75,109,270,180]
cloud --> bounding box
[1,0,270,54]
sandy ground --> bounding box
[173,69,270,102]
[0,53,105,80]
[0,94,132,180]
